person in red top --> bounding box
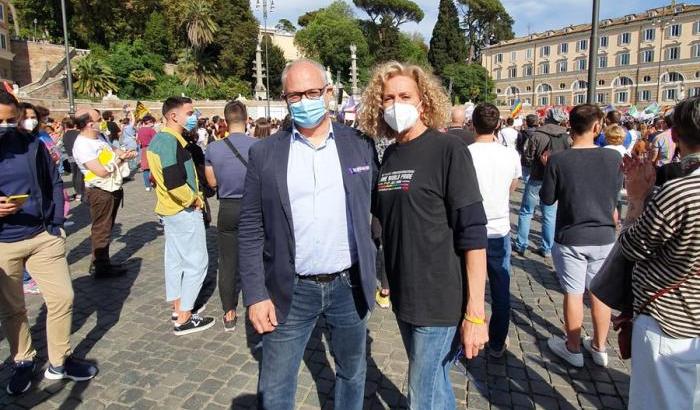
[137,115,157,191]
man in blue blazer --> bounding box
[239,59,378,410]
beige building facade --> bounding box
[258,27,302,61]
[0,1,13,82]
[482,3,700,108]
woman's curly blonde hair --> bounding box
[358,61,450,139]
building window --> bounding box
[496,70,502,80]
[0,34,5,51]
[694,21,700,35]
[526,48,533,59]
[539,96,549,106]
[669,23,682,38]
[495,53,503,64]
[693,44,700,58]
[577,59,587,71]
[560,83,566,89]
[508,67,517,78]
[577,39,588,52]
[598,79,605,86]
[663,88,677,101]
[510,51,517,61]
[0,4,4,22]
[641,50,654,63]
[524,97,531,104]
[559,43,568,54]
[663,72,683,82]
[496,88,502,94]
[615,91,629,104]
[598,55,607,68]
[643,75,652,82]
[558,61,567,73]
[597,93,606,104]
[689,87,700,97]
[599,36,608,48]
[619,32,631,45]
[556,95,566,105]
[574,94,586,104]
[666,47,680,61]
[618,53,630,66]
[639,90,652,101]
[644,28,655,42]
[540,46,550,57]
[538,62,550,75]
[523,64,533,77]
[614,76,633,87]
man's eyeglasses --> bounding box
[282,86,328,104]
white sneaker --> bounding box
[547,336,584,367]
[582,337,609,367]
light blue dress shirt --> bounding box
[287,123,356,276]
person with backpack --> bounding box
[513,107,571,259]
[517,114,539,183]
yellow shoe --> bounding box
[375,289,391,309]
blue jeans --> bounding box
[161,209,208,311]
[142,169,151,188]
[258,272,368,410]
[521,165,531,184]
[514,179,556,255]
[487,236,511,351]
[397,320,459,410]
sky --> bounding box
[251,0,677,41]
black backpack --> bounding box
[539,130,571,165]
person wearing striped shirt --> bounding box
[619,96,700,410]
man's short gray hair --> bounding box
[281,59,327,91]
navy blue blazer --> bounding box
[239,122,379,321]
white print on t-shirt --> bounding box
[378,170,415,192]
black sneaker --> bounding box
[44,356,98,382]
[6,360,34,396]
[91,262,126,279]
[171,304,206,323]
[173,314,215,336]
[223,314,238,332]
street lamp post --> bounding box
[586,0,600,104]
[256,0,275,119]
[60,0,75,115]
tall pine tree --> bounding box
[428,0,468,76]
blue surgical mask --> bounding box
[289,98,327,128]
[183,114,198,132]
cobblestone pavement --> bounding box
[0,176,630,409]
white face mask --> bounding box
[22,118,38,131]
[383,102,420,134]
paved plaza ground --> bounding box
[0,176,630,409]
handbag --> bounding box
[589,242,634,311]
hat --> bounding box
[547,107,568,124]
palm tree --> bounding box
[176,49,220,88]
[73,57,119,98]
[182,0,219,49]
[128,69,157,96]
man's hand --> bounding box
[248,299,278,334]
[460,316,489,359]
[0,197,20,217]
[193,197,204,210]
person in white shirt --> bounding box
[468,103,521,358]
[72,108,136,278]
[497,117,519,152]
[603,125,628,158]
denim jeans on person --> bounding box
[142,169,151,188]
[487,236,512,351]
[161,209,208,312]
[258,270,368,410]
[397,320,459,410]
[521,166,531,184]
[514,179,556,255]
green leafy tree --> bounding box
[128,69,158,98]
[275,19,296,33]
[100,40,165,98]
[295,2,371,80]
[261,35,288,97]
[180,0,219,48]
[429,0,468,76]
[143,11,177,60]
[176,48,220,88]
[73,56,119,98]
[210,0,258,80]
[354,0,423,64]
[12,0,65,41]
[398,32,429,67]
[457,0,514,62]
[298,10,322,27]
[442,62,494,103]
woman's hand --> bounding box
[622,155,655,202]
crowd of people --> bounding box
[0,57,698,409]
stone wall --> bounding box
[10,40,87,87]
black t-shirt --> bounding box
[62,129,80,157]
[540,148,623,246]
[446,127,475,145]
[375,129,483,326]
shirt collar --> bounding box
[290,122,335,146]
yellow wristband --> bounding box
[463,314,485,325]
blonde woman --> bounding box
[359,61,489,408]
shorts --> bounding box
[552,242,614,294]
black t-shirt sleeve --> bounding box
[454,202,487,251]
[446,139,482,212]
[540,157,558,205]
